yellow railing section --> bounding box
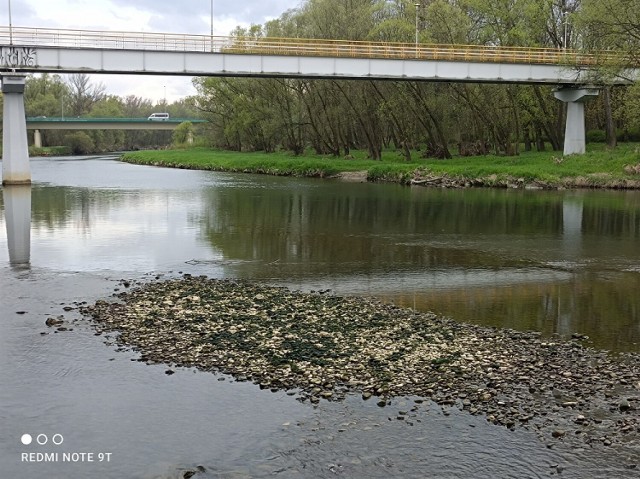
[0,26,629,67]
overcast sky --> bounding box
[8,0,303,104]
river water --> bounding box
[1,155,639,478]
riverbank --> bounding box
[120,144,640,189]
[29,145,71,157]
[79,276,640,454]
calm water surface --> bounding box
[1,155,639,478]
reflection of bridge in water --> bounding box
[1,26,638,184]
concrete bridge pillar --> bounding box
[2,74,30,185]
[554,87,599,156]
[33,129,42,148]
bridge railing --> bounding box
[0,26,628,67]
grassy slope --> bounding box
[121,144,640,188]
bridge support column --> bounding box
[2,74,30,185]
[554,87,599,156]
[33,129,42,148]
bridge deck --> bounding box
[0,26,628,67]
[0,27,635,85]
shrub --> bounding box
[172,121,194,146]
[586,130,606,143]
[64,132,95,155]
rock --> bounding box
[45,317,64,327]
[619,399,631,412]
[552,430,566,438]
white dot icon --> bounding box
[21,434,32,445]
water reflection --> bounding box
[2,185,31,267]
[196,183,640,352]
[1,159,640,352]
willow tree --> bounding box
[579,0,640,143]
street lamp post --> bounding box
[210,0,214,51]
[563,10,568,50]
[8,0,13,45]
[415,3,420,57]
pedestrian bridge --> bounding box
[1,26,638,184]
[0,26,634,84]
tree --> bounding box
[578,0,640,146]
[66,73,106,116]
[172,121,194,146]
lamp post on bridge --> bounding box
[414,3,420,58]
[563,9,568,50]
[210,0,214,51]
[8,0,13,45]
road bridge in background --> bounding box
[22,117,206,148]
[25,117,205,130]
[1,26,638,184]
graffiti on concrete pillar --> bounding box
[0,47,36,67]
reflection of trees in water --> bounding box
[582,204,640,237]
[197,185,567,275]
[384,275,640,354]
[29,186,120,233]
[195,184,640,353]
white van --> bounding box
[148,112,170,121]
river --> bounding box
[1,155,639,478]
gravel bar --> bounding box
[80,276,640,449]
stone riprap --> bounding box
[79,276,640,449]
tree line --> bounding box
[191,0,640,160]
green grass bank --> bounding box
[121,144,640,189]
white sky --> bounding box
[7,0,303,104]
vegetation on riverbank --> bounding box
[121,143,640,189]
[28,145,71,157]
